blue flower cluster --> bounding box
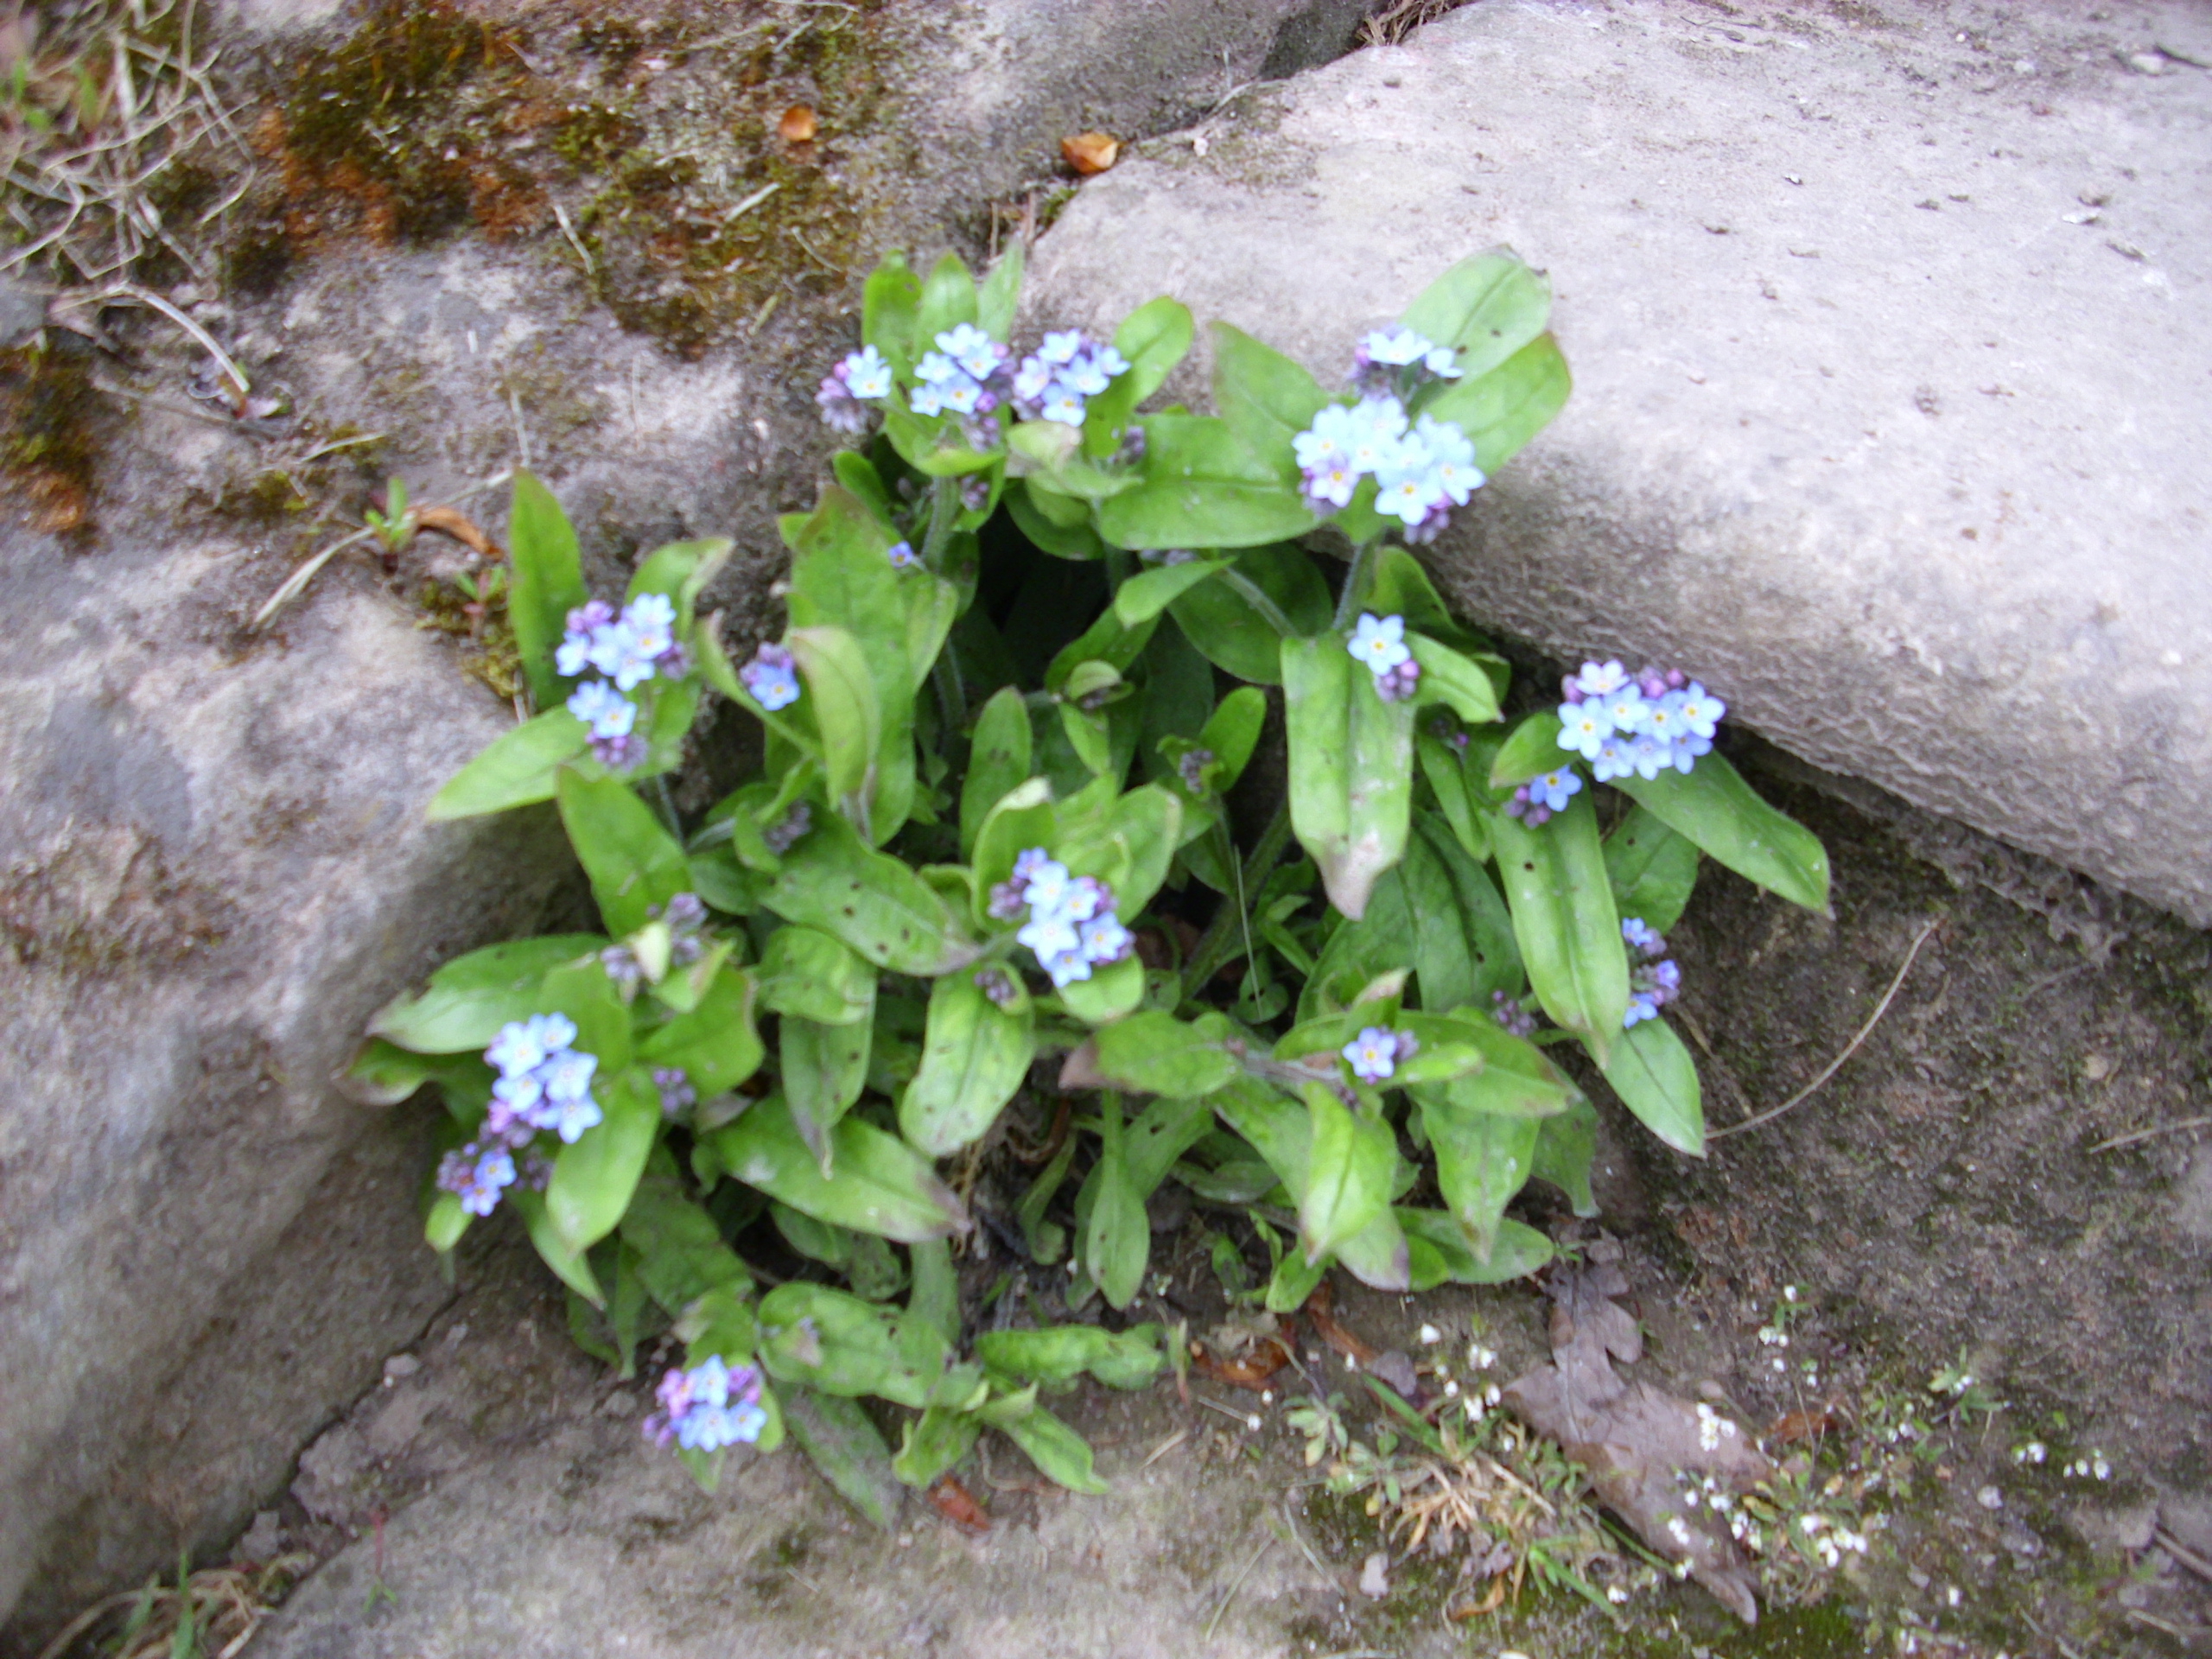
[1346,612,1422,702]
[1555,660,1725,782]
[1491,991,1538,1038]
[1292,327,1482,539]
[433,1012,600,1217]
[1341,1024,1416,1083]
[1505,766,1583,829]
[1622,917,1682,1028]
[644,1356,767,1452]
[560,595,688,769]
[1010,329,1130,427]
[740,641,801,712]
[988,849,1135,989]
[817,344,894,432]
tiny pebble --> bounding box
[1977,1485,2004,1510]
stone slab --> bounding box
[1022,0,2212,922]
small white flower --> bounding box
[1418,1323,1442,1345]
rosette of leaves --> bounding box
[356,246,1828,1511]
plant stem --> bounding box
[920,474,960,571]
[922,476,969,741]
[1332,536,1381,630]
[1181,798,1294,1001]
[1219,568,1297,639]
[1103,546,1133,595]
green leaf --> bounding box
[637,965,764,1096]
[985,1399,1109,1495]
[908,1236,961,1349]
[758,1282,944,1408]
[506,471,588,708]
[763,810,967,975]
[1401,1014,1568,1119]
[1084,1096,1150,1311]
[1532,1097,1599,1216]
[1592,1016,1705,1155]
[862,251,923,367]
[547,1066,661,1255]
[1421,1098,1537,1261]
[969,775,1058,927]
[1397,251,1553,383]
[626,537,733,624]
[1604,805,1701,934]
[1400,812,1522,1014]
[369,935,604,1052]
[960,688,1035,860]
[1399,1208,1553,1287]
[1006,480,1105,559]
[832,452,899,529]
[1082,296,1194,454]
[1408,634,1502,725]
[1421,332,1573,474]
[1616,753,1830,913]
[1015,1127,1077,1265]
[1297,1084,1395,1266]
[1283,633,1415,919]
[425,709,590,819]
[510,1187,604,1305]
[620,1170,753,1311]
[976,242,1025,340]
[893,1405,982,1488]
[758,926,876,1026]
[1084,1010,1239,1099]
[1199,687,1267,785]
[1113,556,1230,626]
[782,1007,874,1172]
[1058,953,1145,1025]
[1416,733,1490,867]
[914,251,976,343]
[424,1191,469,1254]
[1045,602,1159,695]
[1211,322,1329,481]
[1334,1207,1412,1294]
[1489,710,1569,788]
[556,767,691,938]
[703,1095,969,1241]
[539,958,633,1074]
[1168,543,1331,683]
[785,625,883,819]
[345,1040,492,1107]
[1265,1249,1327,1313]
[1097,414,1318,550]
[1491,788,1628,1057]
[976,1324,1164,1389]
[899,965,1036,1155]
[784,1389,903,1527]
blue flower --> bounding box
[1305,459,1358,510]
[556,600,613,677]
[938,374,985,416]
[624,594,677,659]
[1414,414,1482,505]
[1342,397,1409,474]
[1674,682,1724,739]
[1348,612,1411,675]
[567,679,638,741]
[1557,702,1614,760]
[908,382,948,417]
[1039,385,1085,425]
[537,1047,598,1107]
[1622,917,1662,952]
[1599,686,1649,735]
[547,1090,603,1144]
[937,323,1001,379]
[741,643,801,712]
[486,1013,577,1078]
[1421,343,1462,379]
[1624,992,1661,1029]
[1574,660,1630,698]
[1078,912,1132,965]
[1669,730,1713,772]
[440,1142,517,1217]
[1294,403,1359,472]
[1590,736,1637,784]
[842,346,893,399]
[1530,768,1583,813]
[1012,355,1055,403]
[887,540,919,569]
[1375,454,1445,526]
[1040,946,1092,988]
[1628,734,1670,781]
[915,350,961,385]
[1362,326,1436,366]
[1018,907,1081,961]
[587,620,661,692]
[1037,330,1084,365]
[1342,1027,1400,1083]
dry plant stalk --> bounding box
[1359,0,1468,48]
[36,1555,314,1659]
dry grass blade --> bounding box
[38,1554,315,1659]
[1359,0,1470,48]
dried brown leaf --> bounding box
[779,105,817,143]
[1504,1264,1772,1624]
[1060,131,1120,176]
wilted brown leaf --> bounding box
[779,104,817,143]
[1060,131,1120,175]
[1303,1281,1380,1366]
[925,1474,991,1534]
[1503,1255,1772,1624]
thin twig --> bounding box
[1141,1429,1187,1468]
[1710,917,1941,1140]
[99,282,247,396]
[2158,1527,2212,1585]
[2089,1115,2212,1154]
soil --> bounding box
[238,745,2212,1659]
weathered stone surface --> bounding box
[0,456,571,1632]
[1024,0,2212,921]
[2,0,1383,1640]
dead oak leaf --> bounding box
[1503,1262,1772,1624]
